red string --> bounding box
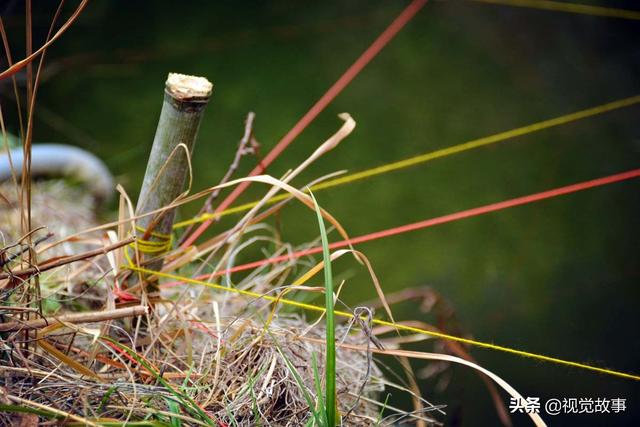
[163,168,639,287]
[181,0,429,248]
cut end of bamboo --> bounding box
[166,73,213,100]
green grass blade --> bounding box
[97,385,118,413]
[248,377,262,426]
[273,340,315,409]
[223,397,239,427]
[100,337,214,426]
[0,404,58,419]
[375,393,391,426]
[270,330,323,425]
[165,397,183,427]
[310,192,336,426]
[312,352,328,426]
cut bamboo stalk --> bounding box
[132,73,213,294]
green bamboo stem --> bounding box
[132,73,212,294]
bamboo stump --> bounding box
[130,73,212,299]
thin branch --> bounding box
[0,237,134,280]
[204,111,258,212]
[0,305,147,332]
[0,232,53,267]
[178,111,258,243]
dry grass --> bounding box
[0,173,439,426]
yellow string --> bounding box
[133,225,173,254]
[135,225,172,240]
[127,265,640,381]
[469,0,640,20]
[135,226,173,255]
[173,94,640,229]
[125,226,174,268]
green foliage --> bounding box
[310,192,337,426]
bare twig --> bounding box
[0,232,53,267]
[0,237,134,280]
[0,305,148,332]
[178,112,258,243]
[204,112,257,212]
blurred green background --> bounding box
[2,1,639,425]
